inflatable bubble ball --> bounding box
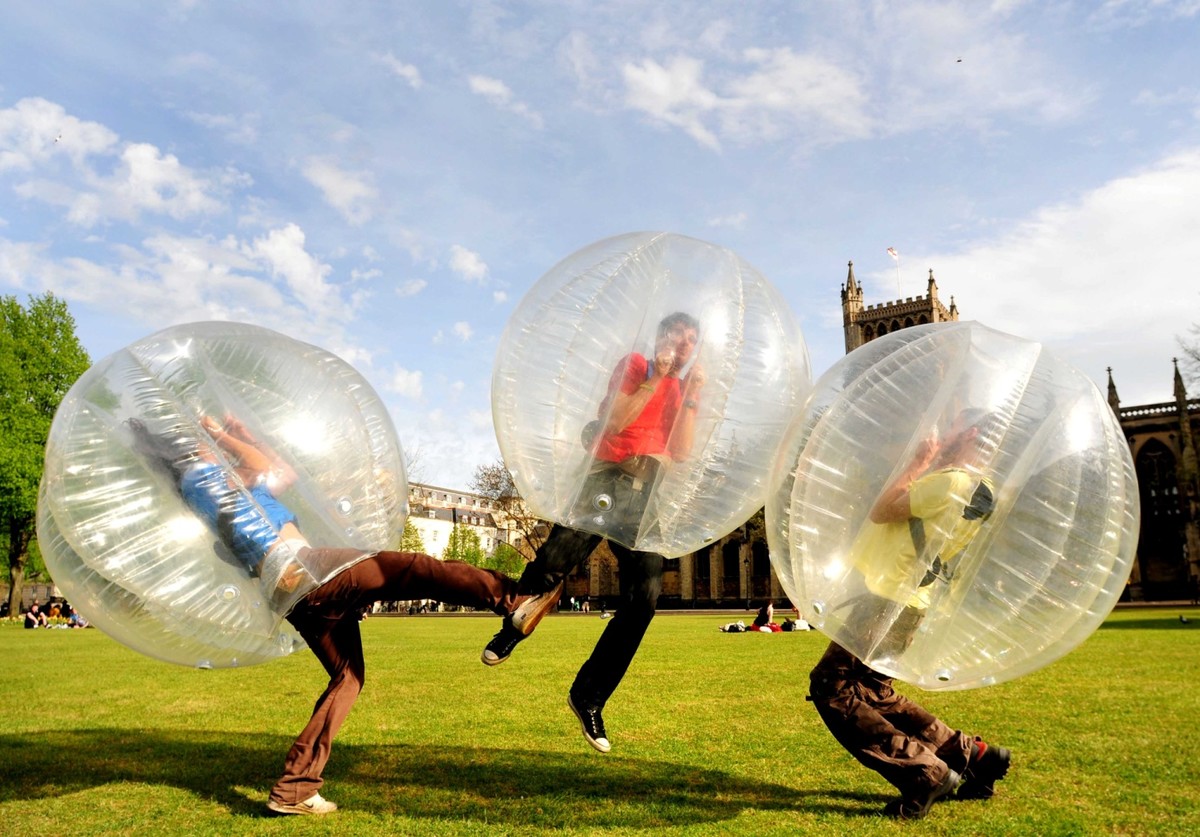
[766,321,1138,690]
[493,231,812,556]
[37,322,407,668]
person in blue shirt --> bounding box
[129,415,556,817]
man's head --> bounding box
[655,311,700,371]
[935,408,998,468]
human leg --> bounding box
[268,598,365,811]
[482,526,600,665]
[269,551,522,811]
[516,525,603,594]
[353,549,524,614]
[568,546,663,752]
[808,642,961,813]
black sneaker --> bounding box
[884,769,960,820]
[481,616,525,666]
[958,738,1011,800]
[567,693,611,753]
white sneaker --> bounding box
[512,581,565,636]
[267,792,338,815]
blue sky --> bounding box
[2,1,1199,488]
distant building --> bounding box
[407,482,509,557]
[841,261,958,352]
[1108,361,1200,601]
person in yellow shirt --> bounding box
[808,410,1011,820]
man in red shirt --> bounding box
[481,312,704,754]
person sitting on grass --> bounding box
[129,415,558,817]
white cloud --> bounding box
[0,97,118,172]
[721,48,871,144]
[12,138,223,227]
[387,365,424,398]
[377,52,423,88]
[707,211,747,229]
[618,7,1083,151]
[622,56,722,149]
[112,143,225,220]
[492,289,508,303]
[448,244,488,282]
[872,149,1200,404]
[238,223,359,323]
[468,74,545,129]
[181,110,260,144]
[397,278,427,296]
[1089,0,1200,28]
[453,321,473,341]
[302,157,377,225]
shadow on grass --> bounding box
[0,729,886,826]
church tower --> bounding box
[840,264,959,354]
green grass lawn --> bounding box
[2,607,1198,835]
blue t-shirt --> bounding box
[179,462,298,573]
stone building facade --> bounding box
[1108,361,1200,601]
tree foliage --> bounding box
[442,524,485,567]
[470,459,548,558]
[0,293,90,614]
[483,542,527,579]
[400,518,425,553]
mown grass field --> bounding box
[2,606,1198,836]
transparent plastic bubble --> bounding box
[37,322,407,668]
[767,322,1138,690]
[493,232,812,555]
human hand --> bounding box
[913,434,940,470]
[685,363,706,394]
[200,415,224,437]
[653,348,676,378]
[221,414,250,440]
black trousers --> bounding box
[520,524,663,708]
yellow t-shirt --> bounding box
[852,468,986,609]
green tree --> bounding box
[400,518,425,553]
[483,542,526,579]
[0,293,90,615]
[442,524,485,567]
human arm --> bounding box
[200,415,299,491]
[869,435,940,523]
[604,352,671,434]
[666,362,705,460]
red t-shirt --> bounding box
[593,353,684,463]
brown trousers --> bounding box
[809,641,972,797]
[268,549,522,805]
